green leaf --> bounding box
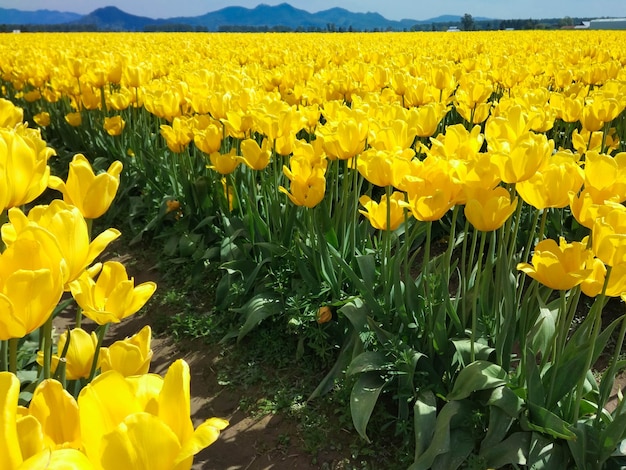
[347,351,390,375]
[409,401,474,470]
[485,385,524,418]
[480,405,514,450]
[481,432,531,468]
[356,254,377,291]
[447,360,507,401]
[451,339,495,367]
[350,371,389,443]
[528,298,557,357]
[309,333,357,400]
[339,299,369,333]
[413,390,437,461]
[527,431,569,470]
[432,428,475,470]
[233,293,282,342]
[525,402,576,441]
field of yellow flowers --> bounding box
[1,30,626,468]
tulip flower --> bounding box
[239,138,271,171]
[69,261,157,325]
[2,201,121,286]
[19,449,94,469]
[65,112,82,127]
[0,98,24,128]
[0,238,64,340]
[36,328,99,380]
[359,192,408,231]
[279,151,326,208]
[581,258,626,298]
[26,379,81,450]
[0,127,54,211]
[0,372,22,469]
[48,153,123,219]
[78,359,228,470]
[33,111,51,127]
[490,131,553,184]
[517,237,593,291]
[100,326,153,377]
[516,153,584,210]
[584,151,626,204]
[357,148,414,188]
[208,148,240,175]
[317,118,368,160]
[160,118,193,153]
[193,123,222,155]
[592,206,626,267]
[103,116,125,136]
[464,186,518,232]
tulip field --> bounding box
[1,29,626,468]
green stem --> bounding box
[41,317,53,380]
[88,323,109,382]
[471,230,487,363]
[596,309,626,422]
[546,290,568,407]
[8,338,17,374]
[0,340,7,372]
[574,266,611,422]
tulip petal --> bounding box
[29,379,80,449]
[0,372,23,469]
[158,360,194,444]
[16,415,43,462]
[175,418,229,466]
[100,413,181,470]
[18,448,94,470]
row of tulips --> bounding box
[2,30,626,467]
[0,98,227,469]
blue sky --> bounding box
[1,0,624,21]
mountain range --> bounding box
[0,3,492,31]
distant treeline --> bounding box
[0,17,589,33]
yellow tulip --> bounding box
[160,118,193,153]
[100,326,153,377]
[208,148,240,175]
[317,118,368,160]
[26,379,81,450]
[357,148,414,188]
[584,151,626,204]
[103,116,125,136]
[516,153,584,210]
[490,131,553,184]
[0,126,54,211]
[409,102,449,138]
[581,258,626,298]
[0,372,22,469]
[359,192,408,231]
[33,112,51,127]
[0,238,64,340]
[18,449,94,470]
[193,123,222,155]
[0,98,24,128]
[78,359,228,470]
[2,201,121,286]
[592,206,626,267]
[69,261,157,325]
[36,328,99,380]
[464,186,518,232]
[48,153,123,219]
[279,149,326,208]
[517,237,593,290]
[239,138,271,171]
[65,112,82,127]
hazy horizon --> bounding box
[1,0,624,21]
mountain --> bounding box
[69,6,165,30]
[0,8,81,24]
[0,4,495,31]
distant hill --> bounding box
[0,8,81,24]
[69,6,165,30]
[0,3,494,32]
